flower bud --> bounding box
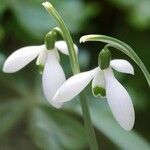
[98,48,111,70]
[45,31,57,50]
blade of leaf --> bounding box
[9,0,97,38]
[28,108,62,150]
[80,35,150,86]
[70,92,150,150]
[0,100,26,136]
[91,101,150,150]
[28,106,88,150]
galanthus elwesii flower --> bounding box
[3,40,78,108]
[53,49,135,131]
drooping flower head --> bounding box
[2,30,78,108]
[53,48,135,131]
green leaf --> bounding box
[0,100,26,136]
[69,87,150,150]
[90,101,150,150]
[108,0,138,8]
[10,0,97,38]
[28,106,87,150]
[80,35,150,86]
[0,0,7,17]
[72,97,150,150]
[55,0,98,33]
[109,0,150,30]
[128,1,150,29]
[10,0,53,39]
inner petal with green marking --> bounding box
[92,68,106,98]
[92,86,106,97]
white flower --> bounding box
[53,59,135,130]
[3,41,78,108]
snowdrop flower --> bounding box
[3,38,78,108]
[53,48,135,130]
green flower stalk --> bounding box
[42,2,99,150]
[80,35,150,86]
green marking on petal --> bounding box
[92,86,106,98]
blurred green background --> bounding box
[0,0,150,150]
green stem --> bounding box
[43,2,79,74]
[79,93,99,150]
[43,2,98,150]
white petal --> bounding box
[36,48,60,66]
[36,49,48,66]
[110,59,134,75]
[42,50,66,108]
[92,69,106,97]
[3,45,45,73]
[55,41,78,55]
[53,67,99,103]
[104,68,135,131]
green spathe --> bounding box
[98,48,111,70]
[45,31,57,50]
[92,86,106,97]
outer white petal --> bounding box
[104,68,135,131]
[110,59,134,75]
[53,67,99,103]
[3,45,45,73]
[42,50,66,108]
[92,69,106,97]
[36,49,48,66]
[55,41,78,55]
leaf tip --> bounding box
[42,1,53,10]
[80,36,86,43]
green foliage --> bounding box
[71,90,150,150]
[0,0,150,149]
[91,101,150,150]
[0,100,26,136]
[2,0,98,39]
[28,106,87,150]
[0,0,7,17]
[109,0,150,29]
